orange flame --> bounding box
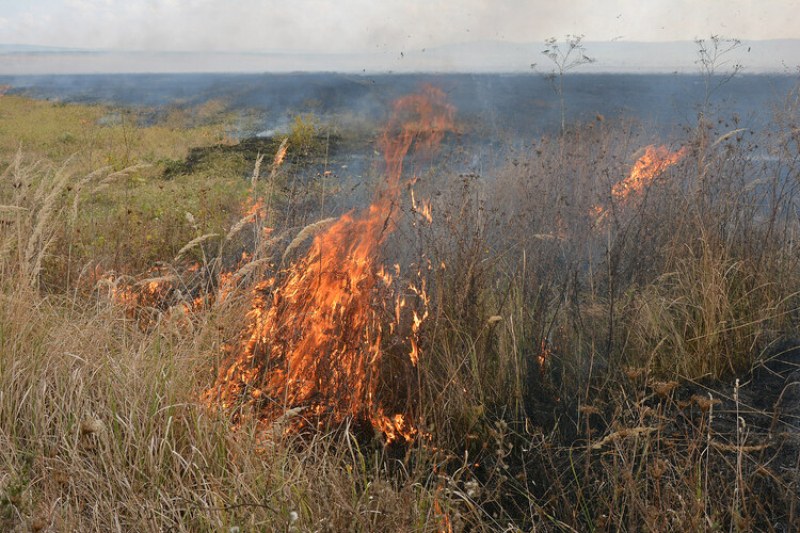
[537,339,551,379]
[611,145,688,203]
[99,266,181,326]
[593,144,688,223]
[410,187,433,224]
[97,143,284,327]
[205,87,455,442]
[272,138,288,169]
[243,198,266,219]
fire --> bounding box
[410,186,433,224]
[100,267,176,318]
[272,138,289,169]
[243,198,266,219]
[96,135,289,327]
[593,144,688,223]
[612,145,688,202]
[205,87,455,442]
[537,339,551,379]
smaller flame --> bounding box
[97,180,270,327]
[417,200,433,224]
[432,480,454,533]
[410,187,434,224]
[99,266,180,326]
[537,339,551,379]
[593,144,688,224]
[243,198,265,219]
[272,138,289,169]
[611,145,688,203]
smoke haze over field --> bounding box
[1,1,799,50]
[0,40,799,74]
[3,72,794,143]
[0,1,798,73]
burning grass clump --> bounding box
[204,87,455,444]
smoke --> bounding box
[1,0,798,55]
[2,71,795,141]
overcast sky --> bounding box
[0,0,798,53]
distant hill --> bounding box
[0,44,87,54]
[0,40,797,74]
[407,39,800,74]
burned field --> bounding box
[1,74,799,531]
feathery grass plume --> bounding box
[4,151,37,209]
[174,233,220,262]
[223,213,257,244]
[30,158,61,206]
[710,128,747,149]
[0,147,20,183]
[71,164,150,223]
[250,152,265,187]
[88,163,150,195]
[69,166,110,223]
[231,257,271,282]
[254,227,291,258]
[266,406,304,442]
[281,217,336,263]
[24,158,76,286]
[269,138,289,181]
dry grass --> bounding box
[1,90,799,531]
[0,295,466,530]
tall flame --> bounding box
[205,87,455,442]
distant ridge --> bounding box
[0,40,798,74]
[0,44,88,54]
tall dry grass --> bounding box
[0,152,480,532]
[1,93,799,531]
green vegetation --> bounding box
[0,97,259,279]
[0,85,799,531]
[287,112,324,157]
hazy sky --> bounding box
[0,0,798,52]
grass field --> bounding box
[1,86,799,531]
